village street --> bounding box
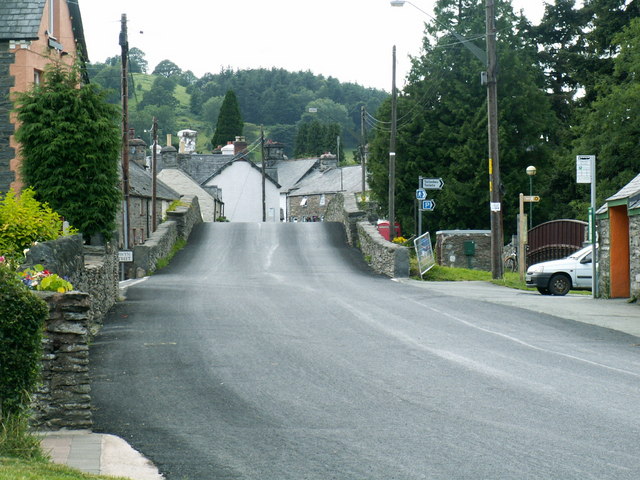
[90,222,640,480]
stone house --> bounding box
[287,162,368,222]
[596,173,640,299]
[118,137,181,247]
[0,0,87,193]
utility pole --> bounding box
[389,46,397,242]
[486,0,503,279]
[360,106,367,199]
[261,126,266,222]
[119,14,130,250]
[151,116,158,232]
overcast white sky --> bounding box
[79,0,546,91]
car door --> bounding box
[575,249,593,288]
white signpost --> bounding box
[422,177,444,190]
[576,155,598,298]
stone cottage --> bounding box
[596,173,640,299]
[0,0,87,193]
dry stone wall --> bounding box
[32,291,92,430]
[326,193,409,278]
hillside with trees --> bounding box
[87,58,387,158]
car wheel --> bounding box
[537,287,551,295]
[548,274,571,296]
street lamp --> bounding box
[526,165,536,230]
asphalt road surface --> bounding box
[91,222,640,480]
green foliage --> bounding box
[0,457,133,479]
[294,121,344,159]
[0,265,48,417]
[369,0,556,237]
[0,188,76,261]
[14,64,121,242]
[138,75,179,110]
[152,59,182,78]
[153,237,187,272]
[0,413,47,461]
[211,90,243,148]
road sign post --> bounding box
[576,154,598,298]
[422,177,444,190]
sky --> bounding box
[79,0,546,91]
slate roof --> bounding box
[130,161,180,200]
[270,158,319,191]
[290,165,368,196]
[0,0,46,40]
[606,173,640,203]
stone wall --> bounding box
[166,195,201,241]
[130,195,202,277]
[596,217,610,298]
[22,236,118,332]
[32,291,92,430]
[326,193,409,278]
[0,47,16,193]
[435,230,492,271]
[357,221,409,278]
[630,215,640,298]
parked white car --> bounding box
[525,245,594,296]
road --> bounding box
[91,222,640,480]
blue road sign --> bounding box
[416,188,427,200]
[421,199,436,211]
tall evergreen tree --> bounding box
[14,63,121,242]
[211,90,243,148]
[368,0,556,236]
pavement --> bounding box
[38,279,639,479]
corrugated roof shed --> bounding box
[0,1,46,40]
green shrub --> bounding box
[0,264,48,418]
[0,188,76,261]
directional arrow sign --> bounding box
[422,177,444,190]
[421,199,436,211]
[416,188,427,200]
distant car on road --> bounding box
[525,245,594,296]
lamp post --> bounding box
[526,165,536,230]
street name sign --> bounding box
[422,177,444,190]
[118,250,133,263]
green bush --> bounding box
[0,264,48,417]
[0,188,76,261]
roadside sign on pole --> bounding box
[422,177,444,190]
[416,188,427,200]
[420,199,436,211]
[576,155,594,183]
[523,195,540,202]
[118,250,133,263]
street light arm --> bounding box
[390,0,487,65]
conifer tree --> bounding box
[15,63,121,242]
[211,90,244,148]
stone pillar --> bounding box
[32,291,92,430]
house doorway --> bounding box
[609,205,630,298]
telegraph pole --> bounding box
[261,126,266,222]
[151,116,158,232]
[120,14,130,250]
[486,0,503,279]
[389,46,397,242]
[361,106,367,199]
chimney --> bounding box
[129,138,147,168]
[234,136,248,155]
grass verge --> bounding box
[0,457,131,480]
[153,237,187,272]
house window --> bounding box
[319,194,326,206]
[34,70,42,85]
[300,197,308,207]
